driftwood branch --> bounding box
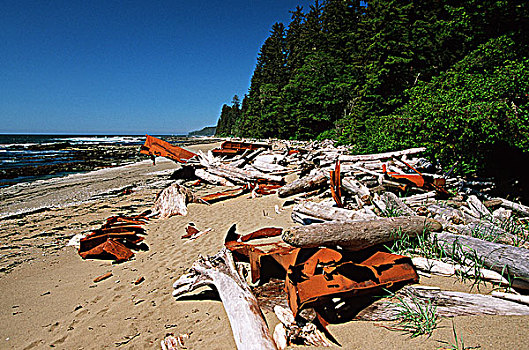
[338,147,426,162]
[356,286,529,321]
[172,248,277,350]
[432,231,529,282]
[278,171,327,198]
[293,200,376,222]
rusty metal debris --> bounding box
[382,160,448,195]
[212,140,271,156]
[140,134,197,163]
[78,213,149,262]
[329,161,343,207]
[224,225,419,324]
[199,186,248,204]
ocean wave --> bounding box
[54,136,144,144]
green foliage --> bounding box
[385,288,439,338]
[213,0,529,175]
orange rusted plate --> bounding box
[285,250,419,317]
[255,184,282,195]
[79,232,143,252]
[239,227,283,242]
[79,238,134,262]
[140,135,196,163]
[200,187,247,203]
[220,140,270,151]
[181,224,200,239]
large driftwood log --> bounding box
[293,200,377,222]
[355,286,529,321]
[338,147,426,162]
[194,168,235,186]
[205,163,283,184]
[341,177,371,202]
[282,216,442,251]
[380,192,415,216]
[494,197,529,217]
[432,231,529,282]
[172,248,277,350]
[278,171,327,197]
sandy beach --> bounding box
[1,141,529,350]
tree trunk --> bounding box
[194,168,235,186]
[381,192,415,216]
[278,171,327,197]
[341,177,371,203]
[355,286,529,321]
[432,231,529,282]
[338,147,426,162]
[494,197,529,217]
[282,216,442,251]
[293,200,377,222]
[172,248,277,350]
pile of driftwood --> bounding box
[140,136,529,349]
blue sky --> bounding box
[1,1,314,135]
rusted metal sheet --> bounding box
[239,227,283,242]
[79,231,144,252]
[78,213,148,262]
[382,163,448,195]
[285,250,419,318]
[224,226,419,322]
[199,186,247,203]
[330,161,343,207]
[211,140,271,156]
[254,183,282,195]
[140,135,197,163]
[181,224,200,239]
[79,238,134,262]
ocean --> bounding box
[0,134,180,187]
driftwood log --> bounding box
[283,216,442,251]
[278,171,327,197]
[495,197,529,217]
[194,168,235,186]
[172,248,277,350]
[338,147,426,162]
[341,177,371,203]
[380,192,415,216]
[356,286,529,321]
[433,231,529,282]
[293,200,377,222]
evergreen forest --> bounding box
[215,0,529,176]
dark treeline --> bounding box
[216,0,529,175]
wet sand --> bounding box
[1,141,528,349]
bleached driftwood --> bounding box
[411,257,509,285]
[152,183,197,218]
[194,168,235,186]
[231,148,265,168]
[282,216,442,251]
[467,195,492,218]
[381,192,415,216]
[338,147,426,162]
[292,200,376,222]
[341,177,371,202]
[433,231,529,282]
[278,171,327,198]
[355,286,529,321]
[494,197,529,217]
[492,291,529,306]
[273,306,331,349]
[172,248,277,350]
